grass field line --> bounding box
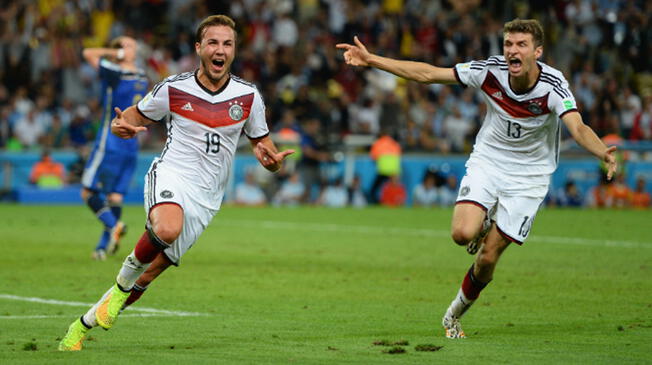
[0,313,193,320]
[219,219,651,248]
[0,294,209,317]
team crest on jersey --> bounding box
[160,190,174,199]
[527,101,543,115]
[460,186,470,197]
[228,102,244,121]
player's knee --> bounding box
[107,193,124,205]
[451,226,474,245]
[151,225,181,244]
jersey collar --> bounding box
[508,63,542,96]
[194,69,231,96]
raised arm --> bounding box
[336,36,457,84]
[562,111,618,179]
[111,106,151,139]
[249,135,295,172]
[82,47,124,69]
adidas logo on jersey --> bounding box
[491,91,503,100]
[181,102,194,111]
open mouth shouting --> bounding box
[211,59,225,72]
[508,57,522,74]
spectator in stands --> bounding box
[607,173,632,208]
[317,178,348,208]
[586,177,611,208]
[297,118,330,203]
[29,150,66,188]
[347,175,368,208]
[412,170,439,207]
[379,175,406,207]
[556,180,584,207]
[273,171,305,207]
[439,174,459,207]
[234,170,268,207]
[369,130,402,204]
[13,109,46,149]
[631,176,651,209]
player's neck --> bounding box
[119,61,137,72]
[197,69,229,92]
[509,67,539,94]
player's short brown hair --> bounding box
[503,19,544,48]
[195,15,237,43]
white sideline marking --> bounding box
[0,294,208,318]
[219,219,651,249]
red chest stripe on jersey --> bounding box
[481,72,550,118]
[169,87,254,128]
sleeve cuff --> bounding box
[453,67,467,88]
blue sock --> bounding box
[87,193,117,229]
[95,229,111,251]
[110,204,122,222]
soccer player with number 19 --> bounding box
[338,19,617,338]
[58,15,294,351]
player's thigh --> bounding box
[144,163,186,241]
[452,163,499,238]
[149,203,184,242]
[163,203,216,266]
[494,193,544,244]
[451,203,487,237]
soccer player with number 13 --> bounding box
[338,18,617,338]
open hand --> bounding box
[603,145,618,180]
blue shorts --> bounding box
[81,148,137,195]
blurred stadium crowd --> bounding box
[1,0,651,208]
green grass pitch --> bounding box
[1,204,650,364]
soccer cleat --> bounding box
[58,318,90,351]
[92,249,107,261]
[96,284,131,330]
[442,311,466,339]
[107,222,126,255]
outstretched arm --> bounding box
[249,136,295,172]
[562,111,618,180]
[111,106,151,139]
[336,36,457,84]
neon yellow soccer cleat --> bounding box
[96,284,130,330]
[58,318,90,351]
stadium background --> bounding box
[1,0,651,207]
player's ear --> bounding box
[534,46,543,59]
[195,42,201,56]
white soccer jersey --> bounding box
[137,71,269,209]
[454,56,578,178]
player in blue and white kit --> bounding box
[338,19,618,338]
[59,15,294,351]
[81,37,148,260]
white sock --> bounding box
[82,286,114,328]
[116,251,151,291]
[448,288,475,318]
